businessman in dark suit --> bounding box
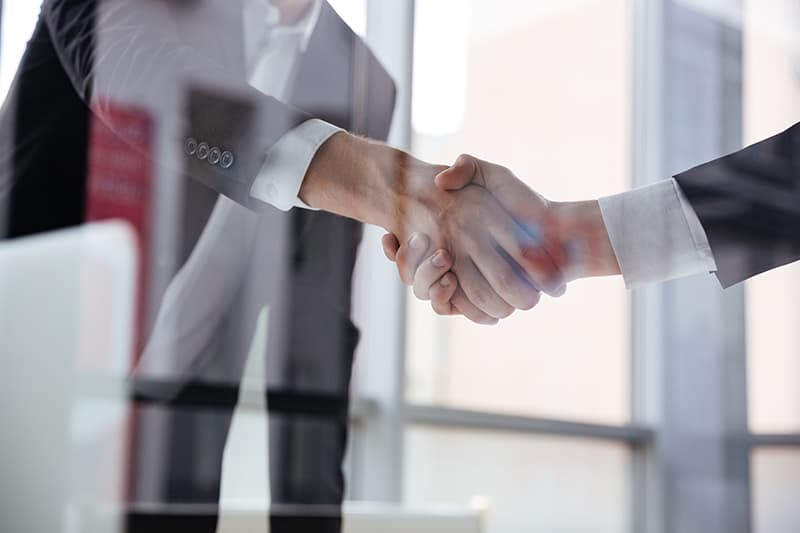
[0,2,393,532]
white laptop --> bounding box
[0,221,137,533]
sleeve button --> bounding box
[208,147,222,165]
[220,151,235,169]
[184,137,198,156]
[196,142,210,160]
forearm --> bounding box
[300,132,391,225]
[549,200,621,281]
[300,132,446,238]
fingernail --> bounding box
[440,275,451,287]
[408,233,424,249]
[431,251,447,268]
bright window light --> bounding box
[327,0,367,37]
[412,0,471,137]
[0,0,42,103]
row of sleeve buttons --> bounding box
[185,138,235,169]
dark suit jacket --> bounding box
[674,122,800,287]
[0,2,395,532]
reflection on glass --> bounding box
[406,0,631,425]
[405,426,631,533]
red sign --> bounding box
[86,103,154,360]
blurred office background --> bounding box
[2,1,798,532]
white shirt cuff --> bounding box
[249,118,342,211]
[598,178,718,289]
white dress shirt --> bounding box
[244,0,341,211]
[599,178,718,288]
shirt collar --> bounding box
[265,0,322,53]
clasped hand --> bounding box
[382,154,614,325]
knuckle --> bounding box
[496,304,514,320]
[398,270,413,286]
[519,290,541,311]
[495,265,519,294]
[432,300,449,316]
[547,270,566,293]
[413,283,431,301]
[470,288,490,309]
[395,253,414,285]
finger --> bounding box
[467,236,542,311]
[429,272,459,316]
[413,249,454,300]
[455,258,515,320]
[451,286,499,325]
[434,153,479,191]
[490,221,567,298]
[395,233,431,285]
[382,233,400,262]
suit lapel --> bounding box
[287,3,355,131]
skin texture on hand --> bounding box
[383,154,621,323]
[299,134,549,324]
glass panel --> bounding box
[744,0,800,434]
[405,426,631,533]
[751,447,800,533]
[407,0,632,425]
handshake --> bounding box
[301,133,621,324]
[378,154,622,325]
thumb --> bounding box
[435,153,479,191]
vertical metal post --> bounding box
[631,0,667,530]
[632,1,750,532]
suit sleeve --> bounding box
[42,0,313,211]
[674,122,800,287]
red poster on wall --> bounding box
[86,102,154,361]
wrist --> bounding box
[300,132,447,239]
[300,132,399,227]
[549,200,621,281]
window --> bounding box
[327,0,366,36]
[392,1,636,531]
[405,427,631,533]
[743,4,800,532]
[751,448,800,533]
[406,0,632,426]
[743,0,800,435]
[0,0,41,101]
